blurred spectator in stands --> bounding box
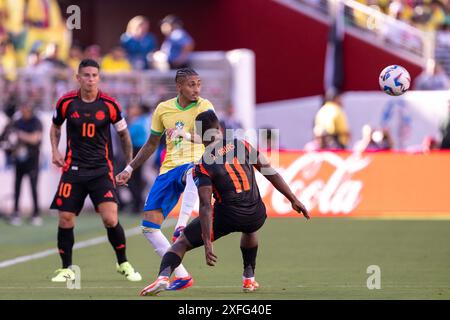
[414,60,449,90]
[313,92,350,150]
[101,46,132,73]
[21,0,69,66]
[219,104,243,139]
[120,16,157,70]
[422,135,439,152]
[159,15,194,69]
[0,35,17,81]
[41,42,67,69]
[84,44,102,62]
[371,128,393,150]
[67,44,83,73]
[353,124,379,152]
[126,103,151,213]
[440,100,450,149]
[303,130,323,152]
[388,0,414,22]
[8,102,43,226]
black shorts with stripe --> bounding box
[50,167,118,215]
[183,201,267,248]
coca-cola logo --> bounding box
[256,152,372,215]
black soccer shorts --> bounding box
[183,201,267,248]
[50,171,119,215]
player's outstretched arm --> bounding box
[198,185,218,266]
[254,152,310,220]
[116,129,133,164]
[116,133,160,186]
[50,124,65,167]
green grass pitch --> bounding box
[0,214,449,299]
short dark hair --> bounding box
[78,59,100,73]
[161,14,183,27]
[195,110,219,138]
[175,68,198,84]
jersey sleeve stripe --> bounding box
[198,164,210,177]
[151,129,163,136]
[243,140,252,153]
[104,101,118,123]
[61,99,74,120]
[55,91,78,107]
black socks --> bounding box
[159,251,182,277]
[57,227,74,268]
[241,246,258,278]
[107,222,127,264]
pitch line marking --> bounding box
[0,219,176,269]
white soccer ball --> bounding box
[379,65,411,96]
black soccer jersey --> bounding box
[193,138,262,217]
[52,90,125,175]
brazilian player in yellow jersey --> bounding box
[116,68,214,291]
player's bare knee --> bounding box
[176,233,193,251]
[102,216,118,228]
[142,210,164,225]
[59,212,75,228]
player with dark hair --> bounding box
[49,59,142,282]
[116,67,215,291]
[139,110,310,296]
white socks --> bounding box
[175,168,198,230]
[143,230,189,278]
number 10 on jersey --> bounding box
[82,123,95,137]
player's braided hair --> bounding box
[175,68,199,84]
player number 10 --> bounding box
[82,123,95,137]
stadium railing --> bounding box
[277,0,433,68]
[1,51,234,113]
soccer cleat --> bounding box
[30,217,43,226]
[242,278,260,292]
[139,276,169,296]
[9,216,23,226]
[116,262,142,282]
[167,276,194,291]
[51,268,76,282]
[172,226,185,243]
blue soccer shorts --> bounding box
[143,163,194,218]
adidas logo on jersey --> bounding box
[104,191,114,198]
[70,111,80,119]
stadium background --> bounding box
[0,0,449,300]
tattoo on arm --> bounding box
[50,124,61,151]
[118,130,133,164]
[129,134,160,170]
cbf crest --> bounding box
[174,121,185,149]
[175,121,185,130]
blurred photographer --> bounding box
[2,102,43,226]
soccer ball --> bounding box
[379,65,411,96]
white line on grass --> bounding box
[0,220,175,269]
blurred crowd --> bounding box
[359,0,450,32]
[305,91,450,153]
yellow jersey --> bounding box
[314,101,349,147]
[151,96,214,175]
